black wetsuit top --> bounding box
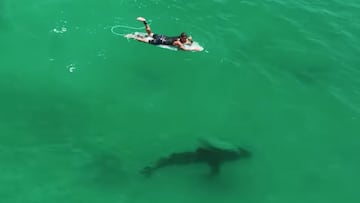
[149,34,179,45]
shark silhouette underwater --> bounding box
[140,138,251,177]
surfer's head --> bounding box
[180,32,188,43]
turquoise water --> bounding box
[1,0,360,202]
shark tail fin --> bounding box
[140,166,154,177]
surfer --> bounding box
[140,138,251,177]
[127,16,202,51]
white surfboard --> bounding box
[125,32,204,52]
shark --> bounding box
[140,138,251,177]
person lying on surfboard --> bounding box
[127,17,202,51]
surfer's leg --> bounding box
[125,34,150,43]
[137,17,153,36]
[135,37,150,43]
[145,24,153,36]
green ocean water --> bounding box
[1,0,360,202]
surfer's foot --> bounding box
[137,17,147,23]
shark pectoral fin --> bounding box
[208,162,221,176]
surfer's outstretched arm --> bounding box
[173,40,202,52]
[137,17,153,36]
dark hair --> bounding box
[180,32,187,38]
